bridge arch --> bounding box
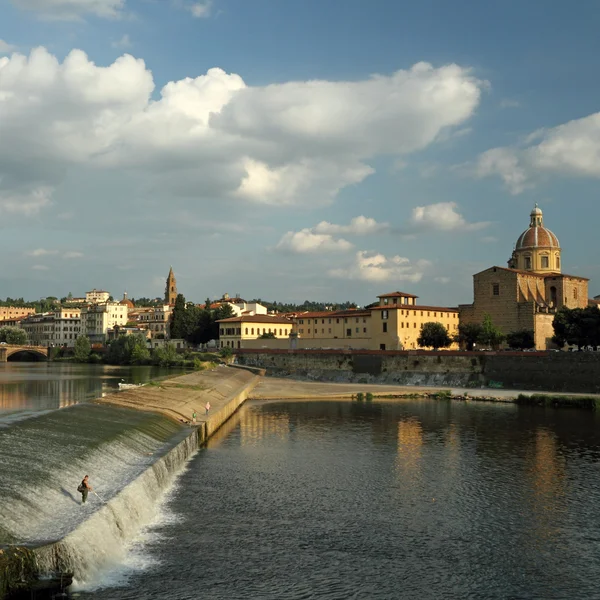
[5,347,48,362]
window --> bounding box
[328,318,332,324]
[355,318,359,323]
[401,322,404,328]
[421,311,423,316]
[356,327,359,333]
[328,328,332,334]
[525,256,532,270]
[279,329,282,336]
[427,312,430,317]
[299,328,304,334]
[434,312,437,317]
[382,310,389,320]
[414,323,417,328]
[556,256,560,268]
[380,344,386,350]
[299,319,304,324]
[383,298,389,305]
[363,327,367,333]
[393,298,398,305]
[336,318,340,324]
[346,329,352,336]
[251,328,254,335]
[541,256,549,268]
[322,328,325,334]
[344,318,348,323]
[383,323,388,333]
[574,288,578,300]
[492,283,500,296]
[308,329,311,334]
[245,328,248,335]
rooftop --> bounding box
[377,291,418,298]
[217,315,293,324]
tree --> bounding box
[106,335,150,365]
[480,314,505,349]
[0,326,28,345]
[152,342,181,366]
[258,331,276,339]
[170,293,187,339]
[455,322,483,351]
[417,322,452,350]
[506,329,535,350]
[553,306,600,349]
[73,335,91,362]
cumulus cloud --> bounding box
[330,251,430,283]
[0,40,16,55]
[0,187,53,216]
[26,248,59,257]
[314,216,390,235]
[474,111,600,193]
[276,230,353,254]
[0,48,484,214]
[9,0,125,20]
[189,1,212,17]
[409,202,489,232]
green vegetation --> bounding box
[417,322,452,350]
[453,315,504,350]
[0,297,60,313]
[0,326,28,345]
[515,393,600,410]
[455,323,483,351]
[105,335,150,365]
[506,329,535,350]
[73,335,91,362]
[480,314,505,349]
[170,293,234,344]
[249,299,357,313]
[258,331,276,339]
[432,389,453,399]
[552,305,600,349]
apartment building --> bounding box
[20,309,81,347]
[218,315,294,349]
[0,307,36,321]
[85,289,111,304]
[80,302,128,344]
[136,305,173,339]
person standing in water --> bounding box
[78,475,92,504]
[205,401,211,415]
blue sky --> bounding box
[1,0,599,306]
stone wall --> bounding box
[236,349,600,393]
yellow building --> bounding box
[0,307,35,321]
[295,309,371,348]
[459,205,589,349]
[218,314,294,349]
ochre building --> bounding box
[459,205,589,349]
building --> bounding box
[20,308,81,347]
[0,307,35,321]
[165,267,177,306]
[218,315,294,349]
[80,302,128,344]
[217,291,459,350]
[459,205,589,349]
[136,305,173,339]
[86,289,111,304]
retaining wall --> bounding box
[235,349,600,393]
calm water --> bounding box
[0,363,175,426]
[76,399,600,600]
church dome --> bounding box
[515,205,560,250]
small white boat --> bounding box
[118,380,144,390]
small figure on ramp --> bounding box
[77,475,92,504]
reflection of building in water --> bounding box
[396,418,423,476]
[444,423,461,473]
[239,408,290,445]
[528,428,565,543]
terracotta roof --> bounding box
[377,291,418,298]
[515,226,560,250]
[371,305,458,312]
[217,315,293,324]
[297,310,371,319]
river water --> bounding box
[0,362,174,426]
[70,398,600,600]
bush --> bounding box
[515,394,600,410]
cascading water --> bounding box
[0,402,199,587]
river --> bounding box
[69,397,600,600]
[0,362,176,426]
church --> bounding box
[459,205,589,349]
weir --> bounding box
[0,366,261,598]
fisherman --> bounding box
[77,475,93,504]
[205,401,211,415]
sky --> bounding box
[1,0,599,307]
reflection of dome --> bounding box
[515,205,560,250]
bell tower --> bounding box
[165,267,177,305]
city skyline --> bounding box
[1,0,599,307]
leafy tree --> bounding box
[506,329,535,350]
[455,322,483,351]
[0,326,28,345]
[553,306,600,349]
[479,314,505,349]
[152,343,181,366]
[73,335,91,362]
[258,331,276,339]
[106,335,150,365]
[417,322,452,350]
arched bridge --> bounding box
[0,345,48,362]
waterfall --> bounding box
[34,433,199,585]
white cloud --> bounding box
[63,251,84,258]
[330,251,430,283]
[190,1,211,17]
[9,0,125,20]
[410,202,489,232]
[0,40,17,55]
[31,264,49,271]
[0,187,52,216]
[27,248,59,257]
[112,34,132,49]
[0,49,484,213]
[276,229,353,254]
[314,215,390,236]
[475,111,600,193]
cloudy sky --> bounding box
[1,0,599,306]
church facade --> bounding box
[459,206,589,349]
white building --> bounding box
[85,289,111,304]
[218,294,267,316]
[21,309,81,347]
[80,302,128,344]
